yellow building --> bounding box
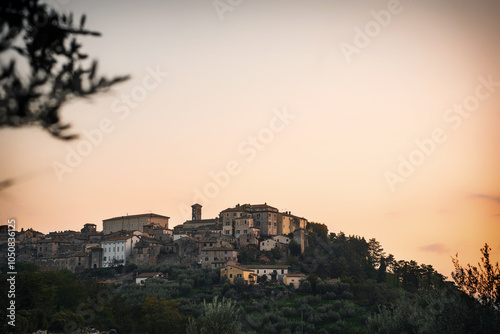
[220,265,258,285]
[283,273,306,289]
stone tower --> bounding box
[192,203,202,221]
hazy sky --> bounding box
[2,0,500,276]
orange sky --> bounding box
[1,0,500,277]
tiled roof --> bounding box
[136,272,164,278]
[240,264,289,269]
[201,247,235,251]
[103,213,170,221]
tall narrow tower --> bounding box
[192,203,202,221]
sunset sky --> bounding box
[1,0,500,277]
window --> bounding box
[230,274,233,278]
[104,256,106,261]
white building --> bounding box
[102,232,140,267]
[260,238,279,251]
[240,264,289,281]
[135,272,166,285]
[272,235,290,244]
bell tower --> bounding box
[192,203,202,221]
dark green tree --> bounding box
[377,256,387,283]
[288,239,301,256]
[368,238,385,268]
[452,243,500,309]
[307,222,328,239]
[139,296,186,334]
[0,0,128,140]
[188,297,241,334]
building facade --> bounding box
[101,233,140,267]
[220,204,307,237]
[220,265,258,285]
[199,247,238,269]
[283,273,306,288]
[102,213,170,234]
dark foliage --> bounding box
[0,0,128,140]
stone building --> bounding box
[102,213,170,234]
[220,203,307,237]
[173,204,220,239]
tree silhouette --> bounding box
[0,0,128,140]
[452,243,500,309]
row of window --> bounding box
[103,255,124,261]
[202,250,230,255]
[225,213,277,218]
[103,246,124,253]
[205,257,236,261]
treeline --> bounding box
[1,225,499,333]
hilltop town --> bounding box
[0,203,310,285]
[2,203,498,334]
